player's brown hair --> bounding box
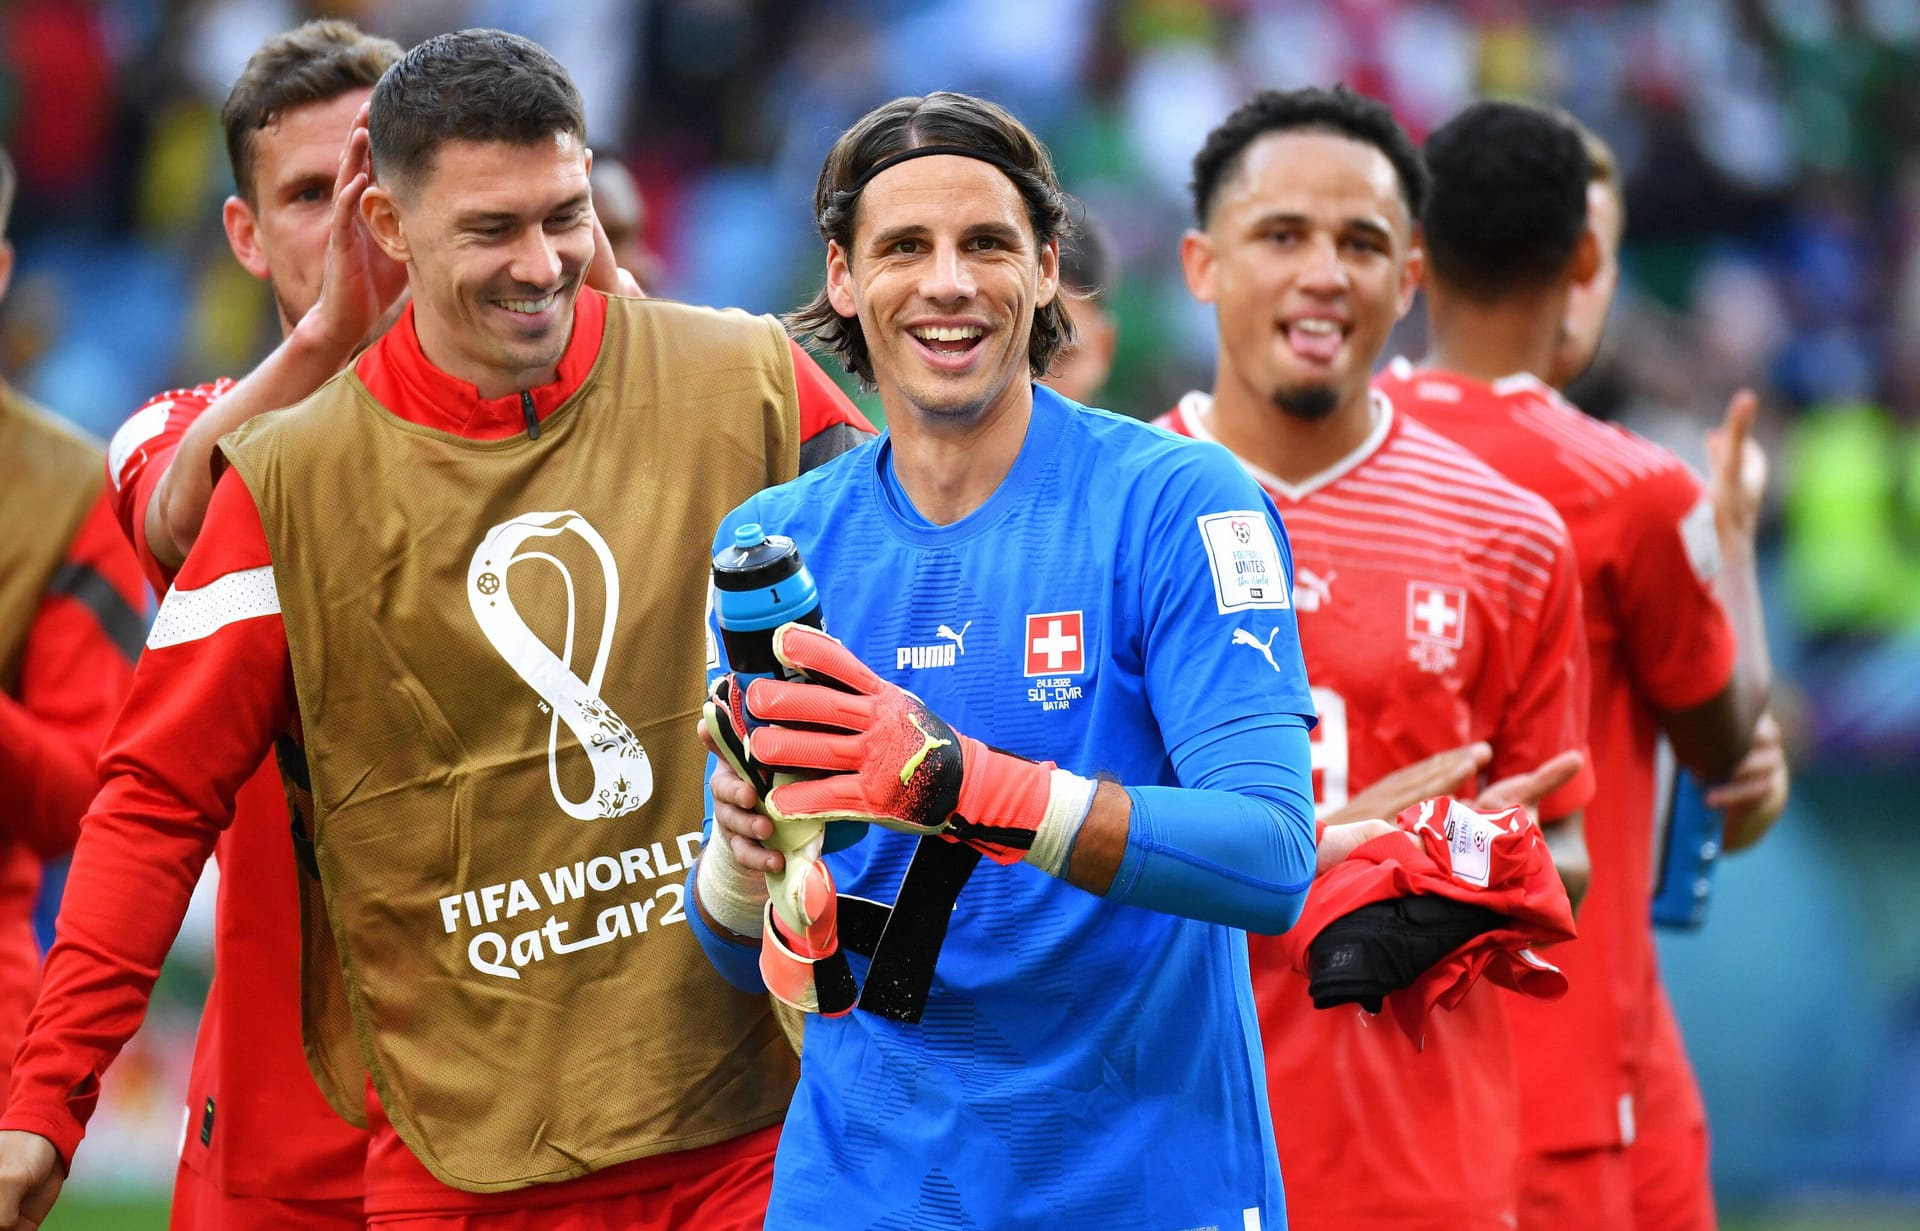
[368,29,585,193]
[789,92,1074,391]
[222,19,401,204]
[0,144,15,238]
[1564,113,1620,194]
[1551,109,1624,240]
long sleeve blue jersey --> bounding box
[698,386,1317,1231]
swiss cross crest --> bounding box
[1406,582,1466,674]
[1231,519,1252,544]
[1024,610,1085,676]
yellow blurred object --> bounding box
[137,101,222,236]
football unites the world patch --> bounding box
[1197,510,1292,614]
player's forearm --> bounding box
[149,321,356,568]
[1662,539,1771,781]
[1708,534,1771,766]
[1069,717,1317,934]
[4,775,228,1163]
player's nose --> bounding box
[507,228,566,290]
[1294,233,1349,294]
[919,239,977,303]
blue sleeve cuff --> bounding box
[684,858,768,993]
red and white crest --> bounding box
[1406,582,1467,648]
[1025,610,1085,676]
[1406,582,1467,674]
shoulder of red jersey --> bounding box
[106,378,235,494]
[1386,362,1687,502]
[1382,412,1570,548]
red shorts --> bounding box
[1628,989,1715,1231]
[366,1136,775,1231]
[169,1160,364,1231]
[1516,1144,1633,1231]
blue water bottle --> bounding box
[711,523,823,676]
[709,523,863,856]
[1651,770,1722,930]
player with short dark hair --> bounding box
[1383,99,1778,1231]
[1419,101,1591,301]
[695,90,1321,1229]
[0,28,870,1231]
[1190,83,1429,234]
[1159,86,1595,1229]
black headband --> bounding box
[845,144,1027,197]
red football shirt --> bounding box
[1382,362,1737,1154]
[1159,390,1594,1230]
[15,290,870,1214]
[0,475,143,1090]
[107,376,369,1200]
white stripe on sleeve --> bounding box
[147,565,282,649]
[107,399,173,490]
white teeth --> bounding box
[499,292,558,314]
[1293,319,1340,335]
[912,325,984,342]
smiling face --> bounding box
[1183,129,1419,421]
[825,154,1058,429]
[224,88,371,330]
[365,133,595,397]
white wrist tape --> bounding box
[696,833,769,939]
[1023,770,1098,878]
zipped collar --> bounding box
[355,287,609,440]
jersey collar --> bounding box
[1175,386,1395,502]
[871,383,1073,545]
[355,287,609,440]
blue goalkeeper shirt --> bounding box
[702,385,1315,1230]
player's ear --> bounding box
[1179,229,1216,303]
[825,240,857,319]
[362,181,409,264]
[1036,234,1059,309]
[222,195,271,282]
[1397,229,1425,319]
[1570,226,1600,286]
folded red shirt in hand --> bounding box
[1286,797,1578,1047]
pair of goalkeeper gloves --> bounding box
[700,622,1096,1009]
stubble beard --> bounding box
[1270,382,1342,421]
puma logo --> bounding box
[936,620,972,656]
[1294,567,1335,612]
[1232,626,1283,673]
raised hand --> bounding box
[308,102,407,356]
[1707,388,1766,546]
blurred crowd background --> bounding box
[4,0,1918,1224]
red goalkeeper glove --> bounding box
[743,622,1096,871]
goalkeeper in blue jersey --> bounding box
[688,92,1344,1231]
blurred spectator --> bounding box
[1042,204,1118,405]
[589,155,664,294]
